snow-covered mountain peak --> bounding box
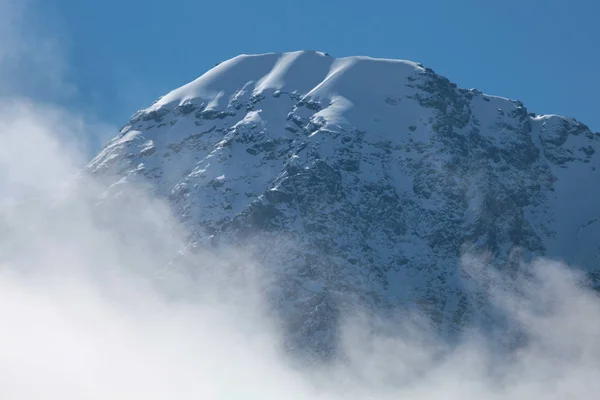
[89,51,600,357]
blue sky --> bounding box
[36,0,600,131]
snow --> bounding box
[254,51,334,95]
[311,96,353,132]
[147,51,425,115]
[305,56,423,101]
[149,53,280,111]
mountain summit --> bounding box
[88,50,600,356]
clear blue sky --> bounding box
[48,0,599,131]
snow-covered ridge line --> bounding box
[144,50,425,112]
[139,50,591,132]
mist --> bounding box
[2,1,600,398]
[2,106,600,399]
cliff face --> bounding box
[87,50,600,356]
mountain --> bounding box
[87,50,600,356]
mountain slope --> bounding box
[87,50,600,356]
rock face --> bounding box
[87,50,600,356]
